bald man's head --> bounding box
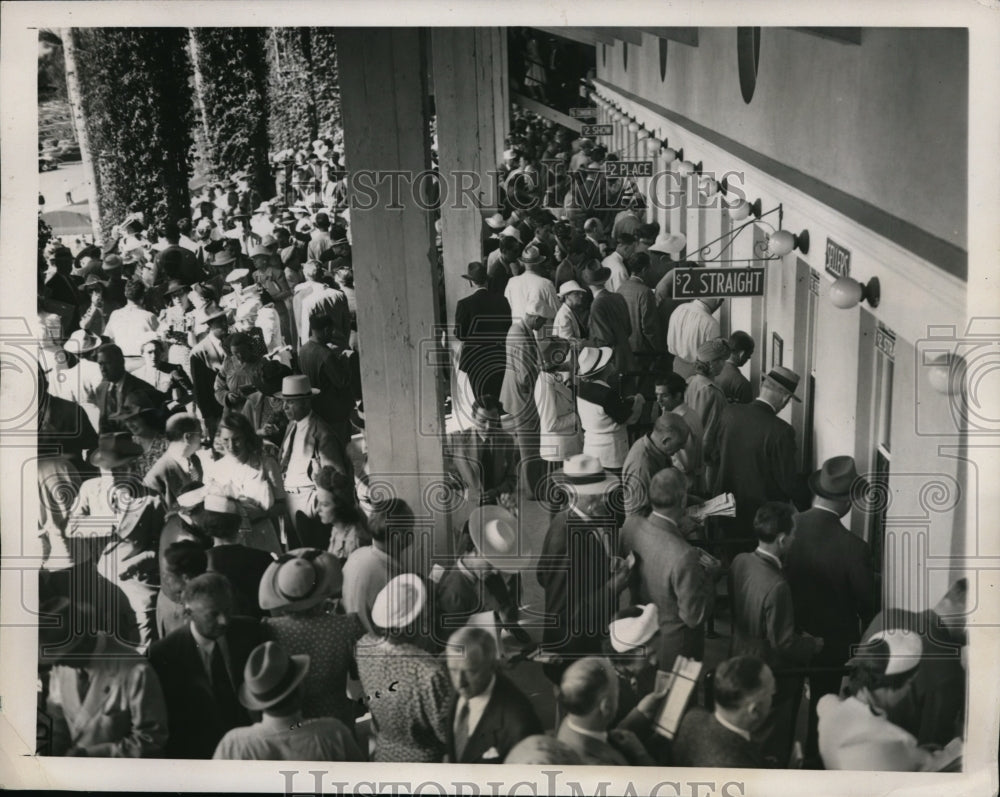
[558,656,618,725]
[445,625,497,700]
[651,413,690,456]
[648,467,687,513]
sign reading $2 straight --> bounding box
[672,268,766,299]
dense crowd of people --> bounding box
[34,111,966,771]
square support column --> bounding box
[338,28,449,560]
[431,28,509,431]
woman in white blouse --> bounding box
[817,631,961,771]
[534,337,582,467]
[575,346,644,472]
[203,412,283,554]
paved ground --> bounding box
[39,160,88,212]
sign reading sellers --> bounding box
[672,267,766,299]
[825,238,851,279]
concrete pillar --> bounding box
[338,28,449,562]
[431,27,508,430]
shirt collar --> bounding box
[295,414,312,431]
[813,504,842,517]
[459,674,497,711]
[565,717,608,743]
[755,396,781,413]
[714,711,752,742]
[456,556,480,583]
[649,510,680,530]
[260,712,300,729]
[755,546,783,570]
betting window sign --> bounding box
[825,237,851,279]
[569,107,597,118]
[672,267,766,299]
[875,324,896,361]
[581,123,613,137]
[606,161,653,178]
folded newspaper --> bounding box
[653,656,704,738]
[685,492,736,522]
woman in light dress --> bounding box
[202,411,284,555]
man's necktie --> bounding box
[210,643,242,727]
[280,424,297,471]
[454,699,470,761]
[106,384,118,420]
[76,668,91,704]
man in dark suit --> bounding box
[446,395,519,509]
[784,455,877,764]
[187,494,273,619]
[188,307,228,440]
[94,343,166,433]
[715,331,754,404]
[729,502,822,765]
[713,366,811,558]
[581,260,634,380]
[454,261,512,404]
[148,572,262,759]
[673,655,774,768]
[297,314,355,446]
[444,626,541,763]
[143,413,204,509]
[620,468,714,672]
[538,455,631,685]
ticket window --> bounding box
[858,317,895,572]
[794,267,821,472]
[748,225,769,392]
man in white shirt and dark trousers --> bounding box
[602,232,636,293]
[503,245,559,326]
[667,297,723,379]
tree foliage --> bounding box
[265,28,341,151]
[73,28,194,239]
[191,28,273,195]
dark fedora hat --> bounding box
[580,261,611,286]
[81,273,109,290]
[163,279,188,296]
[460,262,488,284]
[809,455,869,500]
[88,432,144,468]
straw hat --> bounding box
[609,604,659,653]
[63,329,102,356]
[648,232,687,256]
[259,549,344,613]
[577,346,614,378]
[551,453,618,495]
[763,365,802,402]
[370,573,426,632]
[274,374,319,400]
[467,505,528,573]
